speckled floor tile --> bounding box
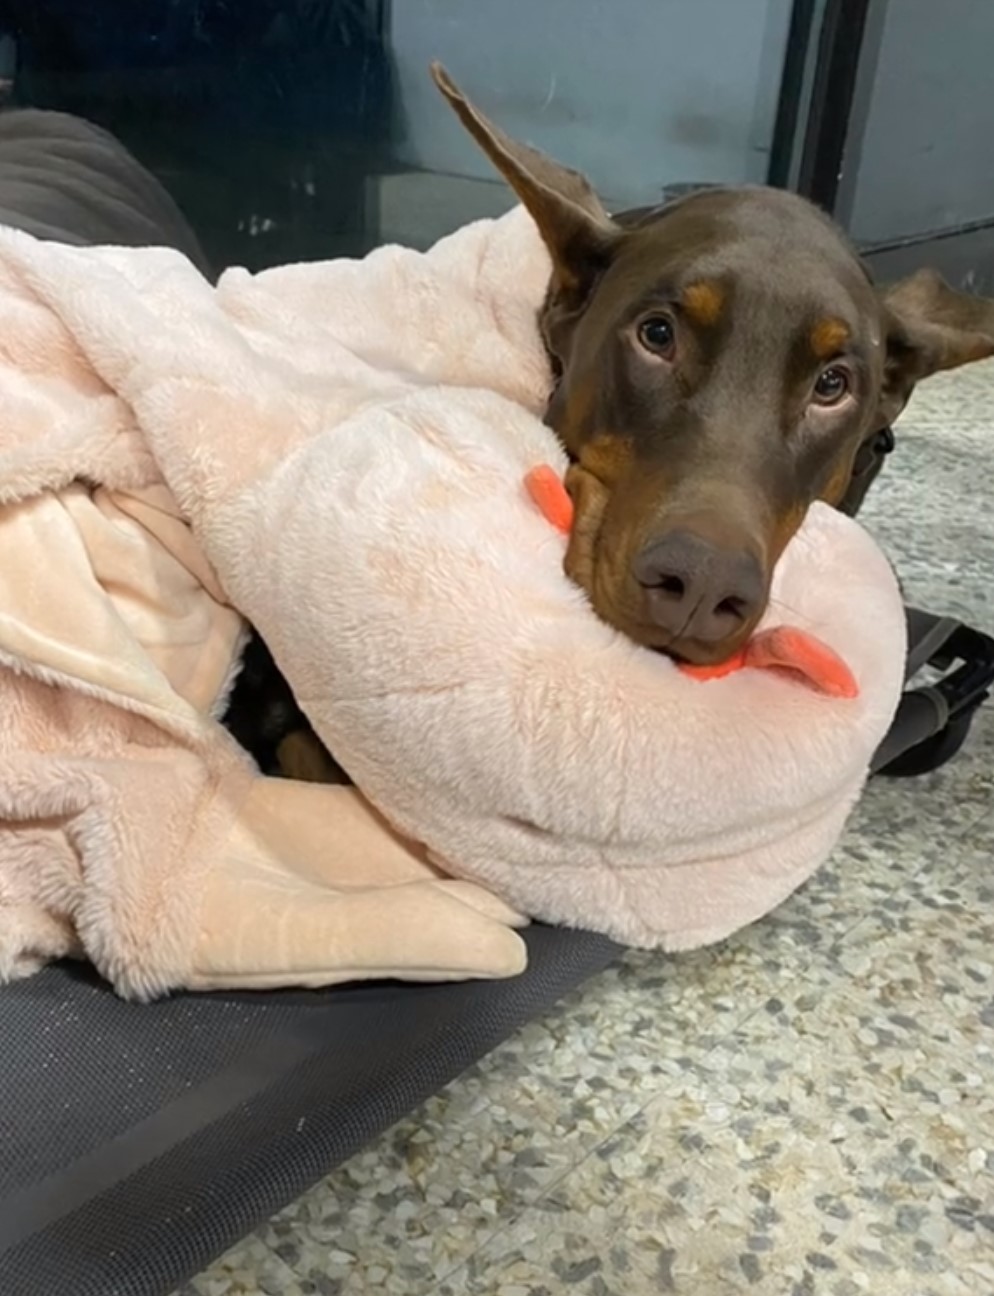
[920,808,994,922]
[241,805,994,1294]
[898,358,994,425]
[249,946,806,1295]
[437,917,994,1296]
[857,362,994,627]
[176,1235,302,1296]
[190,806,993,1296]
[856,437,994,625]
[184,366,994,1295]
[862,432,994,550]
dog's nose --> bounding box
[633,531,765,645]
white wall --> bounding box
[385,0,794,210]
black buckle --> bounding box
[874,620,994,778]
[928,622,994,723]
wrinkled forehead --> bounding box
[603,189,881,344]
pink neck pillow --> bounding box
[129,205,908,950]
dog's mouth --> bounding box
[649,631,756,668]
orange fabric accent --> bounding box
[525,464,574,533]
[678,628,858,697]
[745,626,858,698]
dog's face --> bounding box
[433,65,994,664]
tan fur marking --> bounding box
[820,456,857,509]
[276,730,340,784]
[578,435,636,486]
[562,462,610,596]
[810,317,849,359]
[770,502,809,565]
[681,281,724,327]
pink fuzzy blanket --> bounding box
[0,207,905,997]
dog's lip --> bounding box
[651,643,712,666]
[647,631,755,668]
[585,582,757,665]
[602,616,735,665]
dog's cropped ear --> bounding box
[431,63,619,305]
[878,268,994,424]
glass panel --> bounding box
[845,0,994,245]
[2,0,797,269]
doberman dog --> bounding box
[234,65,992,776]
[430,65,994,667]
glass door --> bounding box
[1,0,815,271]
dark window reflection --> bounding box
[3,0,393,270]
[1,1,792,272]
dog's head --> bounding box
[433,64,994,664]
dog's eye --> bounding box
[812,365,850,406]
[637,315,676,358]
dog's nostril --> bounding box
[714,595,748,622]
[659,575,685,598]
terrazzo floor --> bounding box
[181,363,994,1296]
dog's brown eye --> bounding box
[637,315,675,357]
[812,365,850,405]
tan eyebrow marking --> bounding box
[681,281,724,327]
[810,317,850,358]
